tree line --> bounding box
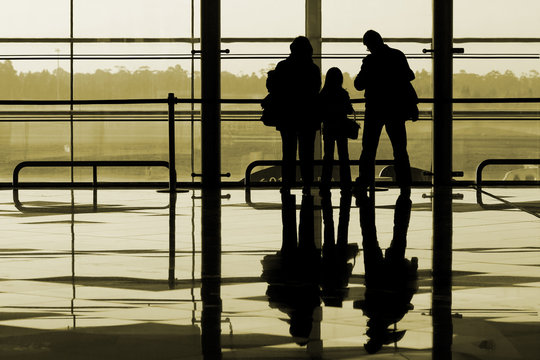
[0,60,539,102]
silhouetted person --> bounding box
[320,188,354,253]
[262,194,320,346]
[320,190,358,307]
[354,30,418,197]
[354,193,418,354]
[272,36,321,195]
[320,67,354,194]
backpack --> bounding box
[260,70,279,127]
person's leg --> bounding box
[298,194,315,251]
[358,195,383,269]
[321,135,335,193]
[336,137,351,192]
[281,192,298,254]
[298,130,315,194]
[358,119,384,192]
[320,191,335,249]
[386,193,412,261]
[336,190,352,247]
[385,120,412,195]
[280,129,297,193]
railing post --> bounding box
[168,93,177,193]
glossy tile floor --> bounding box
[0,186,538,359]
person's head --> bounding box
[290,36,313,59]
[363,30,384,53]
[323,67,344,90]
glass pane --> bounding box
[454,119,540,181]
[0,121,71,182]
[455,0,540,37]
[322,0,431,38]
[73,44,197,100]
[74,0,192,37]
[73,118,195,182]
[0,0,70,37]
[454,43,540,97]
[222,0,304,37]
[0,45,71,100]
[222,122,282,181]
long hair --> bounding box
[321,67,344,94]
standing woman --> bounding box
[272,36,321,195]
[320,67,354,195]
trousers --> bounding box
[321,135,351,190]
[280,129,315,192]
[359,117,411,190]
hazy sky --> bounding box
[0,0,539,75]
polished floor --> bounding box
[0,186,539,359]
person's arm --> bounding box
[313,64,322,95]
[354,58,370,91]
[399,51,415,82]
[344,91,354,114]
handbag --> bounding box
[405,82,419,121]
[344,112,360,139]
[260,94,278,127]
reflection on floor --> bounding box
[0,187,538,359]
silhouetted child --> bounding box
[320,67,355,195]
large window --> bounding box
[0,1,538,183]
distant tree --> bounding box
[0,60,539,104]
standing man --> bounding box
[354,30,417,197]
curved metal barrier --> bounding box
[475,158,540,216]
[243,159,400,206]
[13,160,170,213]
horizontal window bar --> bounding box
[0,54,538,61]
[0,98,539,106]
[1,37,540,44]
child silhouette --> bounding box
[320,67,355,195]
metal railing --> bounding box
[2,94,181,193]
[1,96,539,190]
[243,159,401,205]
[475,159,540,217]
[13,160,170,188]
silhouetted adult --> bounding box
[320,67,354,194]
[262,194,321,346]
[272,36,321,194]
[354,194,418,354]
[354,30,417,196]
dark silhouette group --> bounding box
[264,30,418,197]
[261,30,420,354]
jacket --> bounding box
[320,88,354,137]
[272,55,322,131]
[354,45,416,120]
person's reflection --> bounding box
[354,194,418,354]
[320,190,359,307]
[261,194,320,346]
